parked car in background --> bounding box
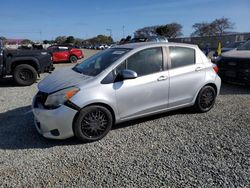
[33,42,221,142]
[0,40,54,86]
[47,45,84,63]
[213,41,246,57]
[216,40,250,84]
[221,41,245,53]
[98,44,105,50]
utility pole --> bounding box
[39,30,42,43]
[106,28,112,38]
[122,25,125,38]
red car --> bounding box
[48,45,84,63]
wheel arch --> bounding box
[70,54,78,59]
[192,82,219,104]
[204,83,218,95]
[10,58,40,73]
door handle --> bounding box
[195,67,203,71]
[157,75,168,81]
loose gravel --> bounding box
[0,53,249,187]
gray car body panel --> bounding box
[34,42,221,139]
[38,67,94,93]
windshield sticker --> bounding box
[112,51,126,55]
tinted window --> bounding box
[170,47,195,69]
[237,40,250,50]
[125,47,163,76]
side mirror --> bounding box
[121,69,137,80]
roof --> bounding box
[114,42,198,50]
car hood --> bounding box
[222,49,250,59]
[38,67,92,93]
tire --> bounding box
[194,85,216,113]
[74,105,113,142]
[69,55,78,63]
[13,64,37,86]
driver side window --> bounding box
[115,47,163,77]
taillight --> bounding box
[212,64,219,73]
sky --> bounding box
[0,0,249,41]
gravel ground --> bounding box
[0,50,249,187]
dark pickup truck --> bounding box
[0,40,54,86]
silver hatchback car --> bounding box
[32,42,221,141]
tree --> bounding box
[65,36,75,44]
[191,17,235,37]
[156,23,182,38]
[212,17,234,36]
[134,25,159,38]
[191,22,214,37]
[0,36,6,41]
[43,40,55,44]
[74,38,83,46]
[83,35,113,45]
[21,39,33,45]
[55,36,67,44]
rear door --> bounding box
[114,47,169,119]
[168,46,206,107]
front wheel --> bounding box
[74,105,113,142]
[13,64,37,86]
[194,85,216,113]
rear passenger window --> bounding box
[169,47,195,69]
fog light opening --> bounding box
[50,129,60,136]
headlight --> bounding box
[45,87,80,108]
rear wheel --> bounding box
[74,105,113,142]
[194,85,216,112]
[13,64,37,86]
[70,55,78,63]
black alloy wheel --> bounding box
[195,86,216,112]
[74,105,113,142]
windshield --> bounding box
[225,41,244,48]
[237,40,250,51]
[73,48,130,76]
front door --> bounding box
[114,47,169,119]
[53,47,70,62]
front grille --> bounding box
[218,56,250,69]
[34,91,48,108]
[220,61,250,70]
